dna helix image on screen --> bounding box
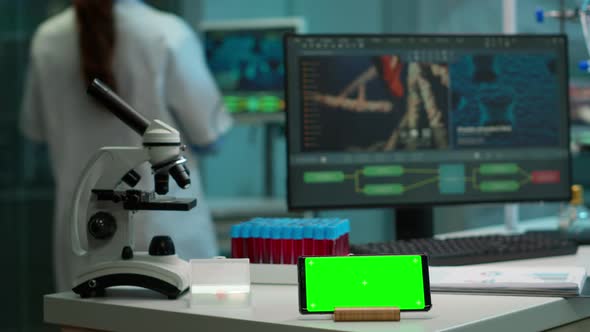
[299,53,559,153]
[301,55,449,152]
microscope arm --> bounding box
[71,147,149,257]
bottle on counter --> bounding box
[559,185,590,230]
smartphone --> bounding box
[298,254,431,314]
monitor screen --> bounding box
[285,34,571,210]
[201,19,303,114]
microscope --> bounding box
[70,79,194,299]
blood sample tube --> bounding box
[326,224,338,256]
[293,225,303,263]
[334,219,343,255]
[281,225,294,264]
[270,225,282,264]
[261,223,271,263]
[251,223,262,263]
[241,223,253,262]
[325,219,336,255]
[230,223,243,258]
[303,224,315,256]
[314,224,327,256]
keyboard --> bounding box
[350,232,579,266]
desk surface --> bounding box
[44,219,590,332]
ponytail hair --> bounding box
[72,0,117,91]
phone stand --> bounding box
[333,307,401,322]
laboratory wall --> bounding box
[2,0,586,331]
[2,3,62,332]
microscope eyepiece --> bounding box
[170,163,191,189]
[87,79,150,135]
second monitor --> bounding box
[201,18,304,116]
[285,35,571,216]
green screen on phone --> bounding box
[300,255,429,312]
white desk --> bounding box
[44,219,590,332]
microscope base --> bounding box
[72,253,190,299]
[73,273,189,299]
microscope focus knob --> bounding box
[148,235,176,256]
[88,212,117,240]
[122,169,141,187]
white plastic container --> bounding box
[189,257,251,307]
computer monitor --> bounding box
[200,18,305,118]
[284,34,571,239]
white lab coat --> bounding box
[20,0,232,291]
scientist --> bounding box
[20,0,232,291]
